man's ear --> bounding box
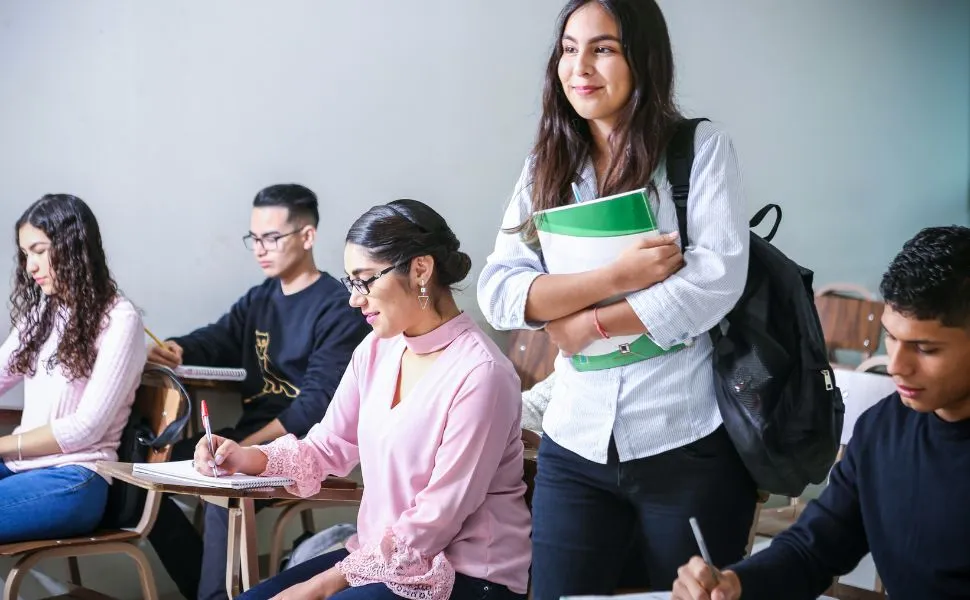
[302,225,316,250]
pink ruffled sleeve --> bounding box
[254,351,363,497]
[336,362,522,600]
[335,529,456,600]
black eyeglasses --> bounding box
[242,229,302,251]
[341,260,410,296]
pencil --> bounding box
[144,327,166,349]
[689,516,719,584]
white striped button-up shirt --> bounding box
[477,120,749,464]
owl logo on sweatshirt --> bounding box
[243,330,300,403]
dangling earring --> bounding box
[418,280,430,310]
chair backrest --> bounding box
[814,285,885,362]
[100,371,188,533]
[506,329,558,391]
[135,371,189,464]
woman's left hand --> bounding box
[270,567,349,600]
[545,309,598,357]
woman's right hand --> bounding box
[607,231,685,293]
[193,435,266,477]
[147,340,184,369]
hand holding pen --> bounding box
[671,517,742,600]
[200,400,219,478]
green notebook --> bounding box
[533,187,684,371]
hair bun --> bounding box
[438,250,472,286]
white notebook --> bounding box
[133,460,292,490]
[174,365,247,382]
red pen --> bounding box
[201,400,219,478]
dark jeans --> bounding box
[0,462,109,544]
[530,426,757,600]
[239,549,526,600]
[148,419,266,600]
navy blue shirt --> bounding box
[732,394,970,599]
[172,273,370,436]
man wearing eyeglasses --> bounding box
[146,183,370,600]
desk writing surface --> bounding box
[96,461,361,502]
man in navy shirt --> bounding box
[147,184,370,600]
[672,225,970,600]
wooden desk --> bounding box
[0,408,21,427]
[96,461,362,596]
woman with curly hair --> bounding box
[0,194,146,543]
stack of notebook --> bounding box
[133,460,292,490]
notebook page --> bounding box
[133,460,292,489]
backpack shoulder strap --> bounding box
[666,117,710,250]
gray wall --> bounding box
[661,0,970,288]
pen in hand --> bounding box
[201,400,219,478]
[689,516,719,584]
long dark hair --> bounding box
[9,194,120,380]
[519,0,682,240]
[345,199,472,300]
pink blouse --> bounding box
[0,298,147,477]
[257,312,532,600]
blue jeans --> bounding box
[0,461,109,544]
[530,427,758,600]
[239,549,527,600]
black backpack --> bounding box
[666,118,845,497]
[99,364,192,529]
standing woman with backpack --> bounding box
[477,1,757,597]
[0,194,146,543]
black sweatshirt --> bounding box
[731,394,970,599]
[172,274,370,436]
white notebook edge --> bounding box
[133,460,292,489]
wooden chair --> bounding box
[0,370,188,600]
[506,329,558,391]
[814,284,885,368]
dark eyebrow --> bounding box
[27,242,49,251]
[249,230,282,237]
[350,268,373,277]
[883,328,946,346]
[562,33,621,44]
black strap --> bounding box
[140,364,192,449]
[666,118,709,250]
[750,204,782,243]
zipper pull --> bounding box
[822,369,834,391]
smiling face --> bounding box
[882,305,970,422]
[557,2,633,132]
[18,223,56,295]
[343,243,435,339]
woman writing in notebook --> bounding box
[477,0,756,597]
[0,194,146,543]
[194,199,531,600]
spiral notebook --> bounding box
[133,460,293,490]
[174,365,247,382]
